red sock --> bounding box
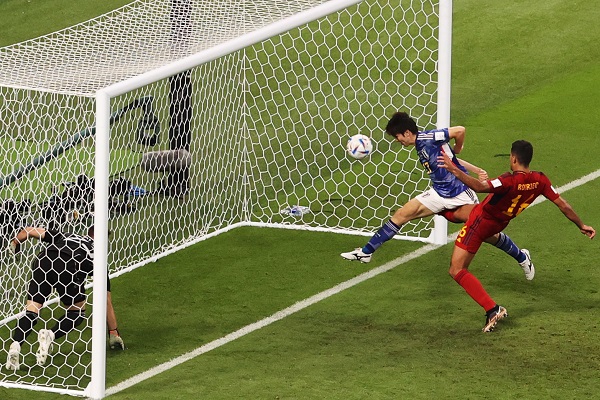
[439,209,460,223]
[453,269,496,311]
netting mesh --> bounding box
[0,0,441,395]
[246,0,438,236]
[0,0,332,96]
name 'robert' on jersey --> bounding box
[483,170,559,222]
[415,128,469,198]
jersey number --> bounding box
[421,160,432,174]
[502,194,535,217]
[417,148,433,174]
[456,225,468,242]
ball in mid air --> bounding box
[346,134,373,160]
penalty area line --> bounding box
[104,168,600,398]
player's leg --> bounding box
[50,271,87,341]
[389,195,437,225]
[363,196,434,251]
[36,270,86,366]
[441,205,534,280]
[449,246,495,309]
[36,300,86,367]
[484,233,535,280]
[49,303,86,341]
[5,259,50,371]
[439,203,475,223]
[451,219,507,332]
[341,190,437,262]
[13,262,50,344]
[437,188,479,223]
[5,300,43,371]
[12,300,45,344]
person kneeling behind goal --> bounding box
[4,225,124,372]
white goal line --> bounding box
[103,167,600,398]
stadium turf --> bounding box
[1,0,599,399]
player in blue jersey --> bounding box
[341,111,534,280]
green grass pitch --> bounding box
[1,0,600,399]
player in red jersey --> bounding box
[438,140,595,332]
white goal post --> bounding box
[0,0,452,398]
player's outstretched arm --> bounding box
[448,126,465,154]
[9,227,47,254]
[106,291,119,332]
[552,196,596,239]
[15,226,46,242]
[437,152,490,192]
[456,158,488,181]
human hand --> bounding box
[437,152,458,174]
[478,169,488,181]
[580,225,596,239]
[109,330,125,350]
[8,239,20,255]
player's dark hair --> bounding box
[511,140,533,167]
[385,112,419,136]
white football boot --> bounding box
[5,341,21,371]
[519,249,535,281]
[340,248,372,263]
[36,329,55,366]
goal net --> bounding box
[0,0,451,397]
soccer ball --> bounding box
[346,134,373,160]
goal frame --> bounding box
[0,0,453,397]
[91,1,374,398]
[92,0,453,396]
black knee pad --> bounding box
[66,309,86,322]
[25,310,39,323]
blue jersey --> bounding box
[415,128,468,198]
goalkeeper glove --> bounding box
[108,329,125,350]
[8,239,20,255]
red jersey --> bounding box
[480,170,560,222]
